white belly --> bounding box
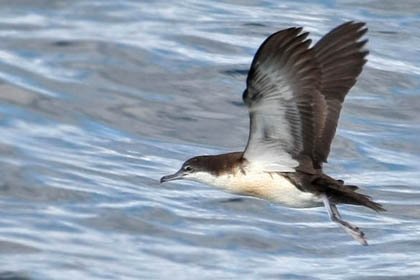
[190,171,323,208]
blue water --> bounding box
[0,0,419,279]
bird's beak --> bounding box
[160,169,185,183]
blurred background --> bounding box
[0,0,419,279]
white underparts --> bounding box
[186,170,322,208]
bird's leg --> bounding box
[321,194,368,246]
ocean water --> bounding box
[0,0,419,279]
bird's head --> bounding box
[160,156,207,183]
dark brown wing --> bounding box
[312,22,369,167]
[242,22,368,173]
[242,27,322,172]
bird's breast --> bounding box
[193,170,322,208]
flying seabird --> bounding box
[161,21,385,245]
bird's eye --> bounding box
[183,165,193,172]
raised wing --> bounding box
[242,22,368,173]
[312,22,368,167]
[242,27,322,172]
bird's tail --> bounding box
[342,187,386,212]
[314,176,386,212]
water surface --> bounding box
[0,0,419,279]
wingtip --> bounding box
[344,21,367,29]
[295,26,303,33]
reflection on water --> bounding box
[0,0,419,279]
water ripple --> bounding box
[0,0,419,279]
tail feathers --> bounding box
[348,191,386,212]
[313,176,386,212]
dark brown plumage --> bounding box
[283,171,385,212]
[244,21,369,172]
[182,152,244,176]
[312,22,369,166]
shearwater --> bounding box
[161,21,385,245]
